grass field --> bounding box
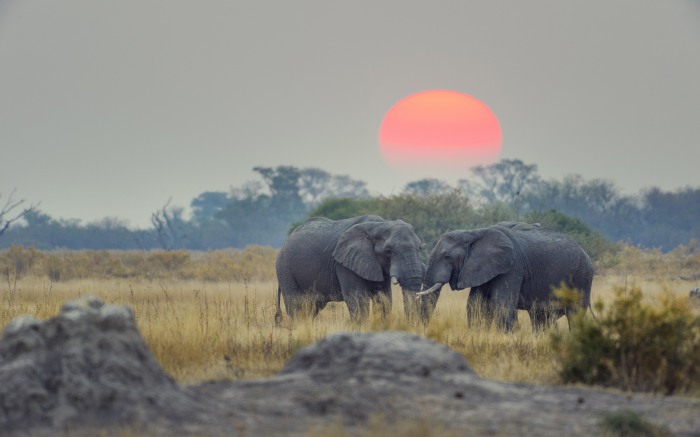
[2,262,697,387]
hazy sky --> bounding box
[2,1,699,228]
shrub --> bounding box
[0,245,41,280]
[552,286,700,395]
[598,410,672,437]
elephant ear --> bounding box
[332,223,384,282]
[457,228,514,288]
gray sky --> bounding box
[2,1,699,228]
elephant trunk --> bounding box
[398,275,423,291]
[389,254,423,292]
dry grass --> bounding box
[1,242,698,387]
[2,270,697,386]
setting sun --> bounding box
[379,89,502,168]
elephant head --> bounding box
[420,228,514,296]
[332,220,431,322]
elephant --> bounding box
[419,221,594,331]
[275,215,434,324]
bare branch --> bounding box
[150,198,186,250]
[151,198,172,250]
[0,189,39,239]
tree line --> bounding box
[1,160,698,254]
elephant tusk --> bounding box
[391,276,399,285]
[416,282,443,299]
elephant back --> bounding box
[498,225,594,295]
[283,215,388,256]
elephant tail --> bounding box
[587,300,598,320]
[581,288,597,320]
[274,286,283,326]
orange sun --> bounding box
[379,89,502,167]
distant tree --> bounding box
[523,174,643,246]
[459,159,542,212]
[320,174,370,202]
[527,175,620,221]
[209,166,305,247]
[151,198,189,250]
[304,197,376,221]
[306,189,477,258]
[253,166,303,202]
[524,209,617,263]
[0,189,38,239]
[297,168,369,207]
[636,187,700,250]
[0,208,150,250]
[403,178,452,197]
[190,191,228,221]
[230,181,266,201]
[297,167,331,206]
[252,166,307,220]
[21,209,52,228]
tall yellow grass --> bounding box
[2,270,697,386]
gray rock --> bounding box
[0,297,226,436]
[279,331,473,381]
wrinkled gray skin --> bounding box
[275,215,433,323]
[423,221,594,331]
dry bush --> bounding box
[601,242,700,281]
[598,410,672,437]
[0,245,42,280]
[552,285,700,395]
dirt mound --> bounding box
[279,331,473,381]
[1,299,699,436]
[0,297,225,436]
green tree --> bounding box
[459,159,542,209]
[190,191,228,221]
[524,209,617,263]
[403,178,451,197]
[307,190,477,258]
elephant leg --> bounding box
[281,288,325,320]
[278,271,304,319]
[345,291,370,322]
[497,306,518,331]
[528,307,550,332]
[282,294,306,319]
[490,279,520,331]
[371,289,392,321]
[313,298,328,318]
[467,287,492,329]
[409,290,439,325]
[529,305,566,332]
[337,266,372,323]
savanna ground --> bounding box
[1,243,699,391]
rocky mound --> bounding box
[279,330,473,380]
[0,298,227,436]
[1,299,699,436]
